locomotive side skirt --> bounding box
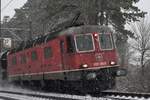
[8,65,119,81]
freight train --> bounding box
[0,25,126,92]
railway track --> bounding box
[0,87,150,100]
[100,91,150,100]
[0,90,107,100]
[0,90,80,100]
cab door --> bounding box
[60,40,66,70]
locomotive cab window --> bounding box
[31,51,38,61]
[12,56,17,65]
[75,34,94,52]
[99,33,113,50]
[44,47,52,59]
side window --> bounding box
[12,56,17,65]
[44,47,52,59]
[21,54,27,64]
[31,51,38,61]
[66,36,75,53]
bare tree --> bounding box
[117,18,150,93]
[129,18,150,68]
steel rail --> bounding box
[101,91,150,99]
[0,90,78,100]
[0,96,19,100]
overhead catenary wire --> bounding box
[1,0,14,12]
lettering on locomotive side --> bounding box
[93,61,107,66]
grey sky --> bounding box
[1,0,150,21]
[136,0,150,16]
[1,0,27,21]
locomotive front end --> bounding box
[64,26,126,91]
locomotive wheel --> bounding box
[20,80,24,87]
[108,76,116,89]
[40,80,45,89]
[29,81,37,90]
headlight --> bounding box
[82,64,88,68]
[110,61,116,65]
[94,33,98,37]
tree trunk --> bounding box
[141,51,145,68]
[141,51,145,75]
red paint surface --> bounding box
[7,32,118,79]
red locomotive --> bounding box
[0,25,126,92]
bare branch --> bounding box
[129,17,150,67]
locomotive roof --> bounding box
[9,25,112,54]
[59,25,112,35]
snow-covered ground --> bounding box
[0,84,105,100]
[0,84,150,100]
